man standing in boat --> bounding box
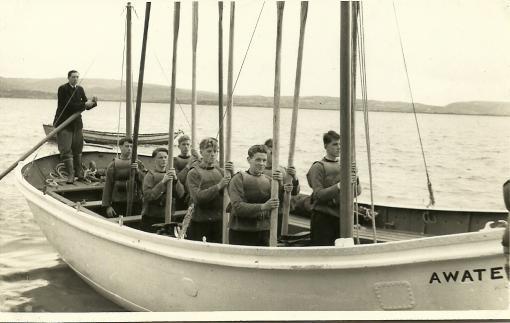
[141,147,185,232]
[263,138,300,237]
[306,130,361,246]
[102,137,147,218]
[186,138,233,243]
[53,70,97,184]
[172,134,193,213]
[228,144,293,246]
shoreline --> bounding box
[1,96,510,117]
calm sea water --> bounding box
[0,97,509,312]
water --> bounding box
[0,97,509,312]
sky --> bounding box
[1,0,510,106]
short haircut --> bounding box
[199,137,218,151]
[178,134,191,145]
[247,144,268,158]
[152,147,168,158]
[118,137,133,146]
[68,70,79,78]
[323,130,340,145]
[264,138,273,148]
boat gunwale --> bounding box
[29,150,510,214]
[43,124,168,138]
[15,159,505,271]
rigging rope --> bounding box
[392,1,435,207]
[216,1,266,140]
[153,52,192,129]
[358,2,377,243]
[54,7,128,128]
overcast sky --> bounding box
[1,0,510,106]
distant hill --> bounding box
[1,76,510,116]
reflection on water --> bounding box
[0,97,509,312]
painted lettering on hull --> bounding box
[429,267,505,284]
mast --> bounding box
[126,2,151,218]
[126,2,133,137]
[270,1,284,247]
[339,1,354,238]
[218,2,225,168]
[165,2,181,224]
[191,1,198,150]
[281,1,308,237]
[222,1,235,244]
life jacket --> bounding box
[306,159,341,217]
[188,164,224,222]
[142,169,171,219]
[174,155,191,174]
[229,171,272,231]
[111,158,143,203]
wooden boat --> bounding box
[42,124,182,146]
[10,1,510,312]
[14,151,509,311]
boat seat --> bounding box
[107,215,142,223]
[289,214,430,243]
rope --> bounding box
[392,1,435,207]
[153,52,192,129]
[216,1,266,140]
[359,2,377,243]
[54,7,128,127]
[116,14,128,158]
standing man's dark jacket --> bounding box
[53,83,90,129]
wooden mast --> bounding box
[126,2,151,218]
[191,2,198,150]
[165,2,181,224]
[218,2,225,168]
[222,1,235,244]
[270,1,284,247]
[281,1,308,237]
[339,1,354,238]
[126,2,133,137]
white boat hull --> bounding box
[16,163,509,311]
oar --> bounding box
[222,1,235,244]
[126,1,133,137]
[281,1,308,237]
[0,112,82,182]
[269,1,285,247]
[191,1,198,150]
[126,2,151,218]
[339,2,354,238]
[165,1,181,224]
[218,2,225,168]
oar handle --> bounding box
[0,112,82,182]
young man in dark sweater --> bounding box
[306,130,361,246]
[101,137,146,218]
[228,145,293,247]
[172,134,193,212]
[142,147,185,233]
[186,138,233,243]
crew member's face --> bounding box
[248,152,267,175]
[120,141,133,158]
[201,146,218,164]
[154,151,168,169]
[179,140,191,155]
[68,72,79,86]
[325,139,341,158]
